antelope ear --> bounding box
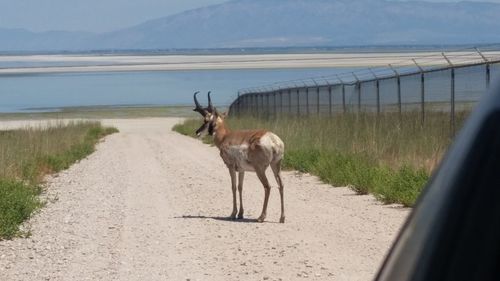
[221,112,228,118]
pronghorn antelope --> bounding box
[193,91,285,223]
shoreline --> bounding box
[1,51,499,75]
[0,105,198,121]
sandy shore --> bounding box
[1,51,498,74]
[0,118,409,280]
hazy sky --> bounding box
[0,0,228,33]
[1,0,499,33]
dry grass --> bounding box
[0,121,118,239]
[231,110,470,172]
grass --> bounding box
[173,111,468,207]
[0,121,118,239]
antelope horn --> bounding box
[193,91,207,116]
[193,91,201,108]
[207,91,214,113]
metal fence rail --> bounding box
[228,47,500,134]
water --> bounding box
[0,68,359,113]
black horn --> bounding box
[207,91,215,113]
[193,91,207,116]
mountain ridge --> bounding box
[2,0,500,51]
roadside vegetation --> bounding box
[174,111,469,207]
[0,121,118,239]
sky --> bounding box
[0,0,228,33]
[0,0,499,33]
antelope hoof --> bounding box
[237,211,244,219]
[257,215,266,223]
[229,211,237,220]
[279,216,286,223]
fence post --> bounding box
[476,48,491,90]
[256,94,258,117]
[451,68,456,135]
[335,75,347,113]
[412,59,425,125]
[328,86,332,117]
[262,93,265,118]
[420,72,425,125]
[390,64,402,120]
[258,93,261,117]
[261,92,264,118]
[242,94,245,117]
[306,86,309,117]
[240,95,243,117]
[261,92,267,118]
[273,91,277,119]
[486,63,491,90]
[358,83,361,113]
[342,84,346,113]
[255,93,258,117]
[316,87,320,115]
[270,91,274,118]
[262,92,265,118]
[369,68,380,116]
[397,76,402,118]
[260,92,267,118]
[271,91,273,116]
[252,94,255,117]
[376,80,380,115]
[296,89,300,116]
[262,92,265,117]
[250,93,254,117]
[236,92,240,117]
[443,53,455,135]
[421,73,425,125]
[288,89,292,115]
[235,91,240,117]
[352,72,361,113]
[266,93,270,119]
[244,93,248,117]
[244,94,247,117]
[241,94,245,117]
[252,93,260,118]
[252,94,260,117]
[280,90,283,116]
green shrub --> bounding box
[0,121,117,239]
[0,180,42,239]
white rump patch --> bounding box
[226,144,255,172]
[260,132,285,161]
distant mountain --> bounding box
[2,0,500,51]
[0,28,93,51]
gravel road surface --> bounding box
[0,118,409,281]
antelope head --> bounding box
[193,91,221,137]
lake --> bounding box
[6,50,495,114]
[0,68,359,113]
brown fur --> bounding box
[217,129,268,149]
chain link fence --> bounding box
[229,47,500,134]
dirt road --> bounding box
[0,118,409,281]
